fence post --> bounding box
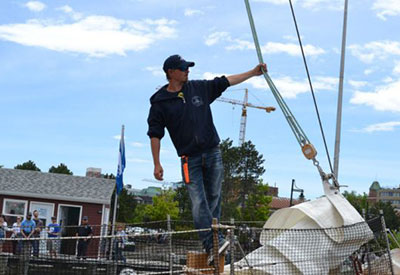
[212,218,220,275]
[380,209,394,275]
[230,218,235,275]
[168,214,173,275]
[362,209,372,275]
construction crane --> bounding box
[217,88,275,145]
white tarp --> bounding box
[232,180,374,274]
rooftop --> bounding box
[0,168,115,205]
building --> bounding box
[0,168,115,256]
[368,181,400,209]
[269,197,303,213]
[127,186,163,205]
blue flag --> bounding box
[116,126,125,195]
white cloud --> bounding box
[184,8,204,17]
[0,15,177,57]
[350,80,400,113]
[25,1,46,12]
[205,32,325,57]
[204,72,336,99]
[394,61,400,75]
[131,142,145,147]
[349,41,400,63]
[362,121,400,133]
[57,5,83,21]
[372,0,400,20]
[253,0,342,10]
[348,80,368,89]
[261,42,325,57]
[364,69,374,75]
[204,32,230,46]
[145,66,164,77]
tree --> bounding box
[48,163,73,175]
[237,141,265,207]
[134,190,179,222]
[174,184,192,221]
[14,160,41,171]
[107,174,137,223]
[343,190,400,230]
[219,139,267,221]
[241,181,271,223]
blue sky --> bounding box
[0,0,399,199]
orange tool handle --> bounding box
[182,156,190,184]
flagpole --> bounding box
[110,124,124,260]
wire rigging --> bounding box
[287,0,334,174]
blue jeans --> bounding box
[181,146,224,252]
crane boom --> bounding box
[217,89,275,145]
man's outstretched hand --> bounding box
[252,63,267,76]
[154,163,164,181]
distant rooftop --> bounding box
[0,168,115,204]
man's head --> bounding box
[33,210,39,218]
[82,216,88,224]
[51,216,57,223]
[163,54,195,82]
[27,212,32,220]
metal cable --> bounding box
[287,0,334,174]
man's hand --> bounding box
[252,63,267,76]
[154,163,164,181]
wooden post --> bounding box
[212,218,219,275]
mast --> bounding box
[333,0,349,179]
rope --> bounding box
[287,0,334,174]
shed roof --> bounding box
[0,168,115,205]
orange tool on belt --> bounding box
[181,156,190,184]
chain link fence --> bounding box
[0,216,395,274]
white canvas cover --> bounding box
[231,180,374,274]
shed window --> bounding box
[2,199,27,217]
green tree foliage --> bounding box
[107,174,137,223]
[343,190,400,230]
[174,184,192,221]
[133,190,179,222]
[219,138,268,221]
[14,160,41,171]
[48,163,73,175]
[241,181,271,222]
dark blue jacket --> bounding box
[147,76,230,156]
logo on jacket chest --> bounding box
[191,96,203,107]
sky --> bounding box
[0,0,399,200]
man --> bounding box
[47,216,60,258]
[32,210,43,257]
[147,54,266,262]
[76,216,93,259]
[20,212,36,256]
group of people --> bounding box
[0,211,60,257]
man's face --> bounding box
[168,67,189,83]
[27,215,32,220]
[33,211,39,218]
[82,219,88,225]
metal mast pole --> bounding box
[333,0,349,179]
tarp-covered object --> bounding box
[233,181,374,274]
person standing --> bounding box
[20,212,36,256]
[11,216,23,254]
[0,215,8,253]
[113,225,127,263]
[147,54,266,262]
[32,210,43,257]
[76,216,93,259]
[47,216,60,258]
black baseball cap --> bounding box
[163,55,195,73]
